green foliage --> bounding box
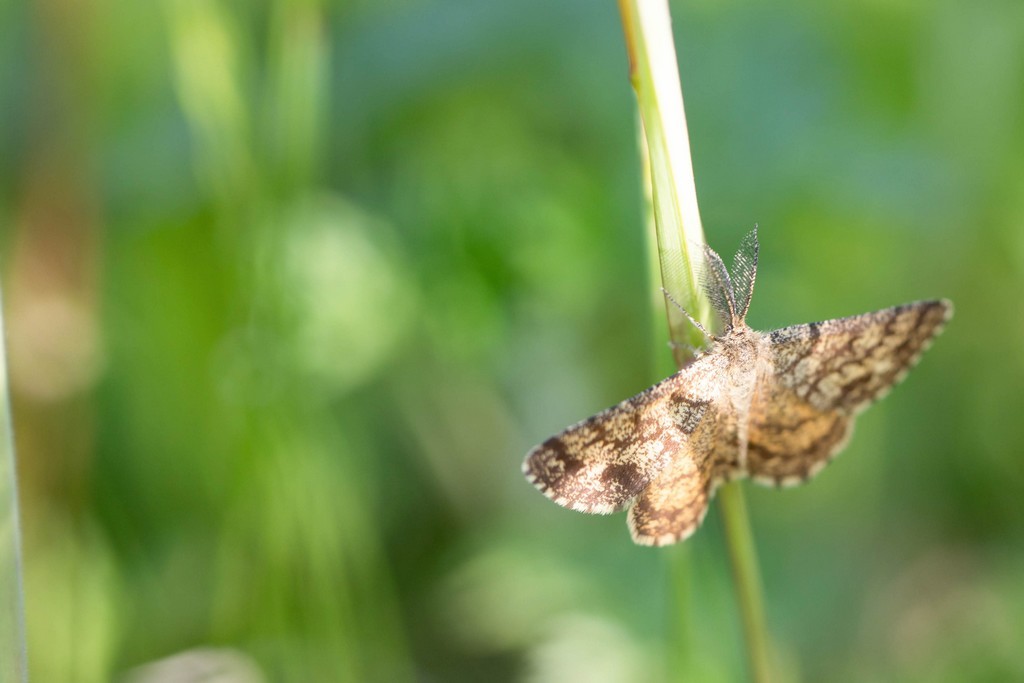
[2,0,1023,680]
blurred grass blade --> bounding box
[0,287,28,682]
[165,0,257,210]
[268,0,327,190]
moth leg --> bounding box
[660,288,713,340]
[667,340,699,356]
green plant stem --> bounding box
[619,0,710,356]
[719,483,772,683]
[619,1,772,681]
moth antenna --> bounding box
[701,245,738,329]
[731,226,759,322]
[661,287,712,340]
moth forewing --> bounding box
[746,299,953,487]
[766,300,953,415]
[522,352,725,516]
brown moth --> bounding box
[522,229,952,546]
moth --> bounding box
[522,229,952,546]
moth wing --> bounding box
[628,399,737,546]
[523,353,724,515]
[745,382,853,487]
[747,299,952,486]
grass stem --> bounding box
[719,482,773,683]
[618,1,773,680]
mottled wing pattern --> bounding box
[523,354,724,515]
[745,383,853,487]
[747,299,953,486]
[629,399,739,546]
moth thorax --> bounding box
[709,326,758,406]
[718,325,760,363]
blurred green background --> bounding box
[2,0,1023,680]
